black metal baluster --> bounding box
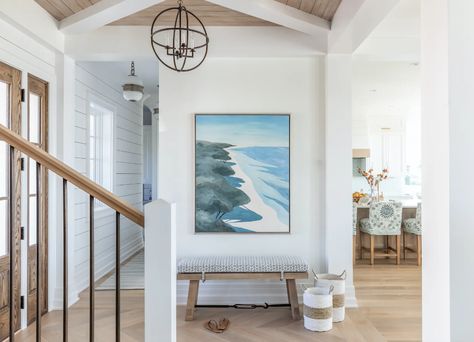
[8,146,14,342]
[63,179,68,342]
[36,161,42,342]
[89,196,95,342]
[115,212,121,342]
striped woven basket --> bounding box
[314,270,346,322]
[303,286,333,332]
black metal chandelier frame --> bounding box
[150,1,209,72]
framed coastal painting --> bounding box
[194,114,290,233]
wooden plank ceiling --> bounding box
[34,0,342,26]
[111,0,274,26]
[276,0,342,21]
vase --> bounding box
[369,186,378,203]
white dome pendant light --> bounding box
[122,61,144,102]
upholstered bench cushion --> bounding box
[177,256,308,273]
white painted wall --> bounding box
[420,0,450,340]
[325,54,355,305]
[73,63,144,294]
[448,2,474,338]
[159,57,327,304]
[422,0,474,340]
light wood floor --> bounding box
[13,262,421,342]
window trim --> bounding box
[86,91,116,208]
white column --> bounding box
[51,54,78,308]
[422,1,474,340]
[325,54,355,305]
[145,200,176,342]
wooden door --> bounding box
[0,62,22,340]
[26,75,48,324]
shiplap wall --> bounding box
[74,64,144,293]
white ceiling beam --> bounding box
[328,0,400,53]
[205,0,330,36]
[65,26,327,61]
[60,0,165,34]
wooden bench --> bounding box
[177,256,309,321]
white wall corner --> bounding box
[324,54,356,306]
[420,0,450,340]
[53,54,79,306]
[145,200,176,342]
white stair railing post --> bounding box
[145,200,177,342]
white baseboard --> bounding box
[50,288,80,311]
[345,285,358,308]
[50,237,144,310]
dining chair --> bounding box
[359,201,403,265]
[403,203,422,266]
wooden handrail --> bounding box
[0,124,144,227]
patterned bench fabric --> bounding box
[177,256,308,273]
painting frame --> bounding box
[194,113,291,234]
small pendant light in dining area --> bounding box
[122,61,144,102]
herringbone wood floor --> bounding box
[13,262,421,341]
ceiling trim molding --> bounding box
[59,0,166,34]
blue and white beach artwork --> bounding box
[195,114,290,233]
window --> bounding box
[28,92,41,246]
[88,95,114,194]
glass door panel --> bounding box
[27,74,49,324]
[0,81,9,257]
[28,158,37,246]
[29,93,40,144]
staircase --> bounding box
[0,123,145,342]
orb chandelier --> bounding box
[150,0,209,72]
[122,61,144,102]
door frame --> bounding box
[26,74,49,324]
[0,61,22,339]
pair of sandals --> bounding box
[205,318,230,333]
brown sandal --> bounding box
[205,320,223,333]
[218,318,230,331]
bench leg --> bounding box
[286,279,301,320]
[185,280,200,321]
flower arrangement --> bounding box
[357,168,389,201]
